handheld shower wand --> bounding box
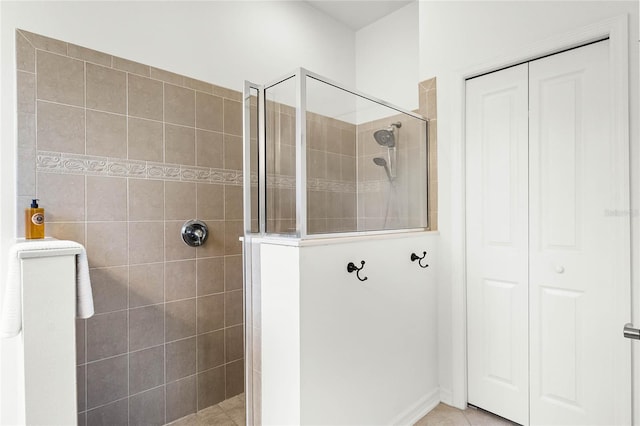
[373,157,393,182]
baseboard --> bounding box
[390,387,440,426]
[439,388,453,406]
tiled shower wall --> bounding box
[15,30,245,425]
[306,111,357,234]
[420,78,438,230]
[263,104,358,235]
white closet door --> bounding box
[466,63,529,425]
[529,40,631,425]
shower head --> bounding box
[373,122,402,148]
[373,129,395,147]
[373,157,393,182]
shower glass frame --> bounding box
[243,67,429,240]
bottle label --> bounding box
[31,213,44,226]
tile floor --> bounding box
[414,403,518,426]
[168,396,517,426]
[167,394,245,426]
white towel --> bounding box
[0,239,94,338]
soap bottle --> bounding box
[25,199,45,239]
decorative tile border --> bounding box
[37,151,244,185]
[37,151,365,192]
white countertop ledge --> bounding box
[241,229,440,247]
[14,238,83,259]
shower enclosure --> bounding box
[242,69,438,424]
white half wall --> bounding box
[419,0,639,410]
[356,1,419,112]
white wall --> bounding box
[419,0,639,409]
[0,1,356,421]
[355,1,419,113]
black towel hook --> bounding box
[411,251,429,268]
[347,261,368,282]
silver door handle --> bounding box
[623,323,640,340]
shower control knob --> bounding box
[181,220,209,247]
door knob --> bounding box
[623,323,640,340]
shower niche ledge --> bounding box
[241,68,437,425]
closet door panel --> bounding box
[529,39,631,425]
[466,63,529,425]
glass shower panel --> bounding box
[305,75,428,234]
[248,87,259,233]
[264,77,297,235]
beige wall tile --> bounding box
[279,145,295,176]
[90,266,128,314]
[165,221,196,261]
[129,179,164,221]
[224,255,243,292]
[195,221,224,258]
[195,130,223,169]
[165,181,196,220]
[37,172,85,222]
[17,71,35,114]
[224,220,242,255]
[185,77,213,94]
[197,257,224,296]
[307,190,327,219]
[224,185,242,221]
[113,57,150,76]
[37,50,84,106]
[325,125,341,154]
[16,196,32,238]
[129,263,164,308]
[20,30,67,54]
[67,43,112,66]
[326,153,341,181]
[425,89,437,119]
[86,222,128,267]
[86,110,127,157]
[128,74,163,121]
[86,63,126,114]
[196,184,224,220]
[17,112,36,196]
[128,117,163,162]
[86,176,127,221]
[223,99,242,136]
[37,101,85,154]
[165,124,195,166]
[307,150,326,179]
[165,260,196,301]
[420,77,436,91]
[150,67,184,86]
[307,118,325,151]
[279,113,294,146]
[165,83,195,127]
[16,31,35,72]
[341,155,356,182]
[129,222,164,265]
[213,85,241,102]
[340,128,356,156]
[46,222,85,245]
[195,92,223,132]
[223,135,242,171]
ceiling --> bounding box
[304,0,413,31]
